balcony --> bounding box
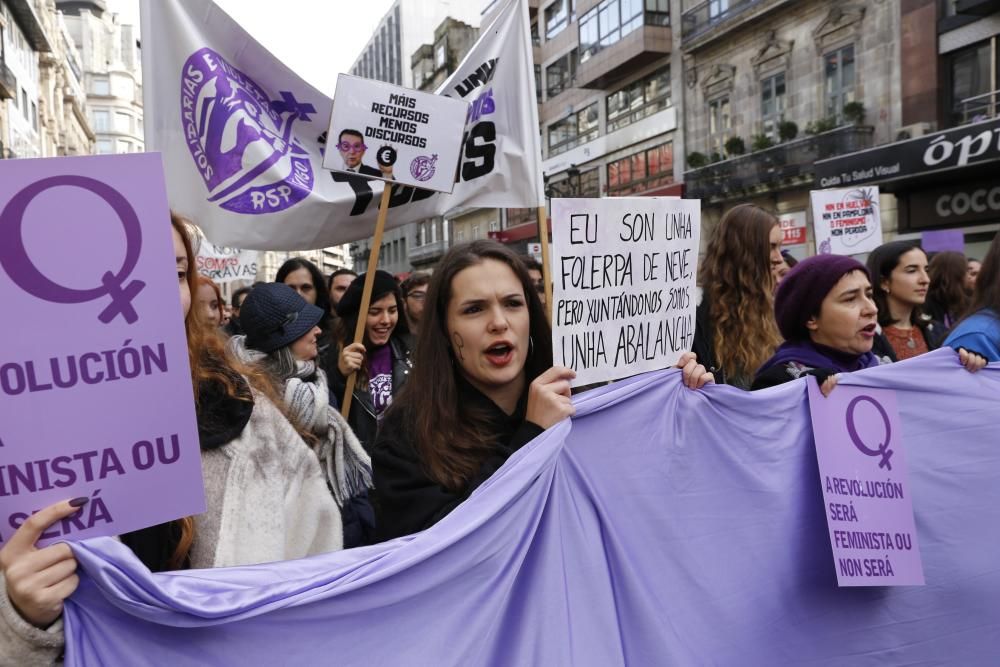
[6,0,52,52]
[951,89,999,128]
[408,239,447,267]
[0,60,16,100]
[576,22,671,89]
[681,0,791,51]
[684,125,874,203]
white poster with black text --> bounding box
[551,198,701,387]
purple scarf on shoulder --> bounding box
[755,340,879,379]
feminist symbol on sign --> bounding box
[845,395,894,470]
[0,175,145,324]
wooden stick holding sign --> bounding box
[536,206,553,322]
[340,185,392,418]
[322,74,469,417]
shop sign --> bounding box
[901,180,1000,231]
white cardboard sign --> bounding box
[323,74,468,194]
[810,186,882,255]
[551,197,701,387]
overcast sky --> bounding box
[109,0,396,95]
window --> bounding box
[20,89,27,118]
[606,142,673,195]
[489,220,500,232]
[115,111,131,133]
[547,102,599,156]
[531,20,540,46]
[760,72,786,140]
[709,0,729,20]
[948,41,996,126]
[535,65,543,104]
[435,43,446,69]
[707,96,731,156]
[606,66,670,132]
[92,109,110,132]
[117,140,130,154]
[472,224,480,239]
[579,0,667,62]
[545,49,578,98]
[455,227,465,243]
[30,101,37,131]
[824,45,855,121]
[550,168,601,197]
[96,139,113,154]
[92,77,110,95]
[544,0,573,40]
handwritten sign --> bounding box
[810,186,883,255]
[323,74,468,193]
[195,239,259,284]
[551,197,700,387]
[0,154,205,546]
[778,211,807,246]
[807,381,924,586]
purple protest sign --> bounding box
[0,154,204,547]
[807,380,924,586]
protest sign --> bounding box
[810,186,883,255]
[778,211,807,246]
[195,239,259,284]
[323,75,468,194]
[550,198,700,387]
[0,154,205,546]
[807,381,924,586]
[920,229,965,253]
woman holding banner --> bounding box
[228,282,375,547]
[751,254,986,393]
[944,233,1000,362]
[693,204,783,389]
[331,271,413,451]
[372,241,713,542]
[0,215,344,664]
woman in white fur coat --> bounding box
[0,214,343,666]
[227,282,374,547]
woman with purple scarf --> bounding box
[752,254,986,394]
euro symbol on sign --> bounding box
[376,145,397,167]
[0,175,145,324]
[845,395,894,470]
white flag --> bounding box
[141,0,543,251]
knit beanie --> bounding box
[335,270,399,318]
[241,283,325,353]
[774,254,869,341]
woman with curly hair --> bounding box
[692,204,784,388]
[924,251,970,331]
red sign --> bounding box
[779,212,807,246]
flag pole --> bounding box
[536,205,552,322]
[341,185,392,418]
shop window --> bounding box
[760,72,786,140]
[606,66,671,132]
[824,45,855,122]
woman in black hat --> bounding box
[228,283,374,547]
[331,271,413,451]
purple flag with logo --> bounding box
[64,350,999,664]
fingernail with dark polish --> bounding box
[69,497,89,508]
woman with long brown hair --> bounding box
[924,251,970,330]
[0,214,342,664]
[692,204,783,388]
[372,240,713,542]
[945,233,1000,361]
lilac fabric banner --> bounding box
[0,154,204,546]
[808,383,924,586]
[64,350,999,664]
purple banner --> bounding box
[920,229,965,253]
[0,154,204,547]
[808,381,924,586]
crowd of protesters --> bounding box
[2,203,998,663]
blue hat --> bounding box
[240,283,325,353]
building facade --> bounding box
[58,0,142,155]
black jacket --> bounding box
[371,379,544,542]
[692,296,754,389]
[328,334,413,452]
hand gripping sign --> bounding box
[0,176,145,324]
[0,154,204,547]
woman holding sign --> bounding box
[751,254,986,394]
[0,215,343,665]
[372,241,713,542]
[693,204,783,389]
